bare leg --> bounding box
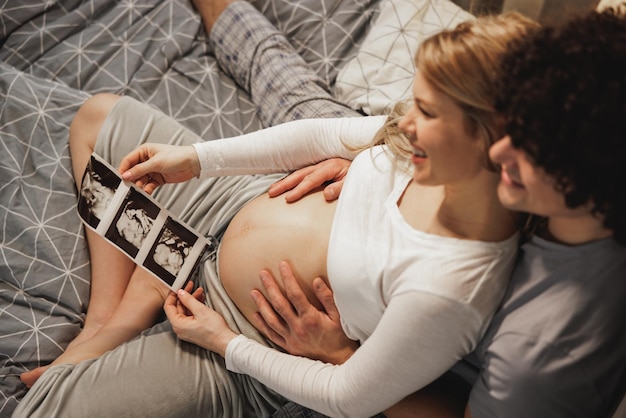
[66,93,134,346]
[20,94,172,387]
[20,269,172,387]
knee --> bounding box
[69,93,121,150]
[133,268,172,303]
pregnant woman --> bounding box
[16,4,533,418]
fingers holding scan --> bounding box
[164,288,205,329]
[118,144,201,194]
[183,280,206,304]
[164,288,236,356]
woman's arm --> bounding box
[191,116,385,177]
[253,263,466,417]
[167,284,484,418]
[227,292,482,417]
[119,116,385,192]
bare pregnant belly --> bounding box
[218,189,336,323]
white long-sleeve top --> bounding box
[192,116,388,178]
[192,118,519,418]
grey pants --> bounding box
[14,2,357,418]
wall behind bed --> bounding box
[456,0,600,19]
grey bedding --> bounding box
[0,0,380,415]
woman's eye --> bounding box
[417,106,432,118]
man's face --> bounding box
[489,136,589,218]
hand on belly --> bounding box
[218,189,337,322]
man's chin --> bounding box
[497,184,527,212]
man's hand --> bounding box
[250,261,358,364]
[268,158,351,203]
[118,143,201,194]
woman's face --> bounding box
[398,71,486,188]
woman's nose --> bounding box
[398,108,415,134]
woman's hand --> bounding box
[118,143,201,194]
[250,261,359,364]
[267,158,351,203]
[164,288,237,357]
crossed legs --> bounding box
[20,94,179,387]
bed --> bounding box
[18,0,617,415]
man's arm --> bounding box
[384,373,470,418]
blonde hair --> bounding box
[354,12,539,169]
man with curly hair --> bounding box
[465,7,626,417]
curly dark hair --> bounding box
[495,7,626,244]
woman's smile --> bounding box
[411,146,428,165]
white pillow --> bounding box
[597,0,624,10]
[334,0,474,115]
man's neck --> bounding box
[544,215,613,245]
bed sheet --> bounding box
[0,0,380,415]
